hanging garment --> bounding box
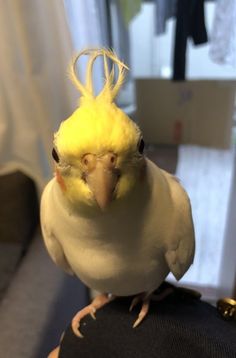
[209,0,236,67]
[155,0,177,35]
[0,0,76,192]
[173,0,208,81]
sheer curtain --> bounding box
[63,0,110,95]
[0,0,133,193]
[0,0,76,191]
[63,0,134,108]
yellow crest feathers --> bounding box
[69,48,129,103]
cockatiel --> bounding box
[41,48,195,338]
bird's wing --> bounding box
[165,228,195,281]
[40,181,74,275]
[161,170,195,281]
[41,224,74,275]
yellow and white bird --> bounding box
[40,48,195,338]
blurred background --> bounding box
[0,0,235,357]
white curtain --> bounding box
[0,0,76,191]
[209,0,236,67]
[64,0,133,106]
[64,0,110,95]
[0,0,132,193]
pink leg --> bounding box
[129,293,151,328]
[129,287,174,328]
[132,299,150,328]
[72,293,115,338]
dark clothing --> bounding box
[59,283,236,358]
[173,0,208,81]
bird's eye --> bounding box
[52,148,60,163]
[138,138,145,154]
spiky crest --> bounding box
[69,48,128,103]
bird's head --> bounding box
[53,49,146,211]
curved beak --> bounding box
[83,153,119,211]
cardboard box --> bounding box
[136,79,236,149]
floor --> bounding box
[147,145,234,302]
[147,144,235,289]
[0,233,88,358]
[176,144,234,287]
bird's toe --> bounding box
[132,299,150,328]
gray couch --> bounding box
[0,172,88,357]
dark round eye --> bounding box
[52,148,59,163]
[138,138,145,154]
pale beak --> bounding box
[83,153,120,210]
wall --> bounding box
[130,3,236,80]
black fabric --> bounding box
[58,284,236,358]
[173,0,208,81]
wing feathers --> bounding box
[41,224,73,276]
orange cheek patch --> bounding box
[55,168,67,191]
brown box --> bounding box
[136,79,236,149]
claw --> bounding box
[71,293,115,338]
[130,296,150,329]
[130,287,174,329]
[129,296,141,312]
[72,319,84,338]
[90,308,96,320]
[133,312,146,328]
[71,305,94,338]
[132,302,149,328]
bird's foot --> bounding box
[129,286,175,328]
[71,293,115,338]
[129,293,150,328]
